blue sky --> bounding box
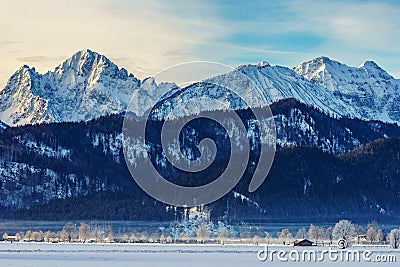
[0,0,400,85]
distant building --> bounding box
[5,236,19,242]
[293,239,314,246]
[354,234,367,242]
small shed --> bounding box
[293,239,313,246]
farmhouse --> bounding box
[293,239,314,246]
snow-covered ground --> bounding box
[0,242,398,267]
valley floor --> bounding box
[0,242,398,267]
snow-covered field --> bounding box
[0,242,398,267]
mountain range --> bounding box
[1,49,400,126]
[0,50,399,222]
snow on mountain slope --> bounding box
[151,63,349,120]
[150,59,400,124]
[294,57,400,123]
[0,120,9,129]
[0,50,142,126]
[1,50,400,127]
[126,77,180,117]
[0,65,52,125]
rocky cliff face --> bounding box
[1,51,400,127]
[294,56,400,123]
[0,49,141,126]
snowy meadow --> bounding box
[1,219,400,266]
[0,242,399,267]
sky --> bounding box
[0,0,400,86]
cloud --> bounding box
[16,56,63,64]
[0,0,228,82]
[163,50,194,58]
[0,0,399,85]
[200,0,400,74]
[274,0,400,75]
[285,0,400,52]
[1,40,22,45]
[108,55,154,78]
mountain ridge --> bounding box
[294,56,400,123]
[1,50,400,127]
[0,49,141,126]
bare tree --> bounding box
[367,220,378,231]
[24,230,32,242]
[296,227,307,239]
[218,228,229,245]
[317,227,326,243]
[32,231,43,242]
[44,231,51,243]
[333,220,355,244]
[60,230,67,242]
[182,233,189,244]
[366,227,376,244]
[159,234,165,244]
[130,232,137,243]
[308,224,317,242]
[93,227,104,243]
[252,235,260,245]
[106,230,114,243]
[196,224,209,244]
[325,227,334,245]
[51,232,58,243]
[287,231,293,244]
[388,229,400,249]
[166,236,173,243]
[309,225,324,244]
[15,233,21,242]
[277,229,292,245]
[265,232,272,245]
[62,222,76,242]
[375,229,384,244]
[31,231,39,242]
[79,223,90,243]
[140,232,148,243]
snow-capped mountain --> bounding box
[1,50,400,127]
[150,59,400,123]
[0,49,153,126]
[294,57,400,123]
[145,62,342,120]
